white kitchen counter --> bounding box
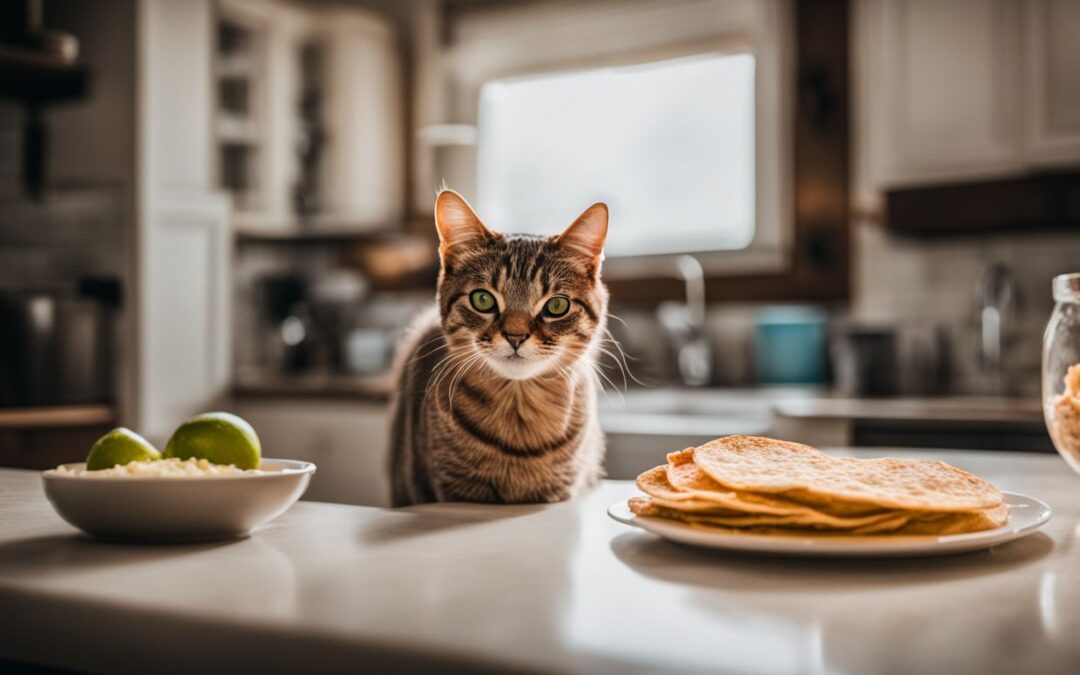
[2,448,1079,674]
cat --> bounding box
[388,189,609,506]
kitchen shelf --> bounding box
[234,223,406,245]
[0,404,116,429]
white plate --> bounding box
[43,459,316,543]
[608,492,1052,558]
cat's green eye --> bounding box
[543,295,571,317]
[469,290,497,313]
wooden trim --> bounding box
[609,0,850,306]
[0,405,116,430]
[885,169,1080,236]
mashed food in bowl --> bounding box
[57,457,265,478]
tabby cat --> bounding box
[388,189,609,506]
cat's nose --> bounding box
[503,332,529,350]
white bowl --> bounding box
[42,459,316,543]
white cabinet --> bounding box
[214,0,404,234]
[232,398,391,506]
[1024,0,1080,165]
[136,0,232,441]
[317,9,405,228]
[854,0,1080,198]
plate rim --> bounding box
[608,491,1052,555]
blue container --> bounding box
[753,307,828,384]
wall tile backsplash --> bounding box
[610,220,1079,397]
[852,220,1080,397]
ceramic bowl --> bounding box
[42,459,316,542]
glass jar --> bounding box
[1043,273,1080,474]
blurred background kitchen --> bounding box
[2,0,1078,505]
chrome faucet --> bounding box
[656,255,712,386]
[976,262,1020,392]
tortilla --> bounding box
[628,497,1008,536]
[627,435,1009,538]
[693,436,1003,512]
[637,465,909,528]
[666,448,889,517]
[637,464,811,516]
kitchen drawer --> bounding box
[851,419,1054,453]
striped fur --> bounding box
[388,192,608,505]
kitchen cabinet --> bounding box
[772,396,1054,452]
[136,0,232,441]
[215,0,404,234]
[232,397,391,506]
[316,8,405,228]
[854,0,1080,198]
[1024,0,1080,164]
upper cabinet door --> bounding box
[213,0,404,234]
[858,0,1023,189]
[1024,0,1080,166]
[317,8,405,230]
[855,0,1080,196]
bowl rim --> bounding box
[42,458,317,483]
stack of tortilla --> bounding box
[629,436,1007,536]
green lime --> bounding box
[163,412,261,470]
[86,427,161,470]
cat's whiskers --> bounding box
[427,351,464,386]
[564,343,620,405]
[446,351,487,414]
[425,349,475,403]
[601,329,646,387]
[587,345,629,404]
[415,341,451,362]
[430,353,472,395]
[590,344,630,390]
[606,311,630,329]
[591,362,624,404]
[552,363,580,398]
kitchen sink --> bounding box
[598,387,819,479]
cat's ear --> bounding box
[556,203,608,274]
[434,190,495,262]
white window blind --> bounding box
[476,52,757,257]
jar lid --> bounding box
[1053,274,1080,302]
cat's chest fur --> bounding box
[390,315,605,505]
[428,366,603,503]
[465,377,580,439]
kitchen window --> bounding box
[475,52,757,258]
[427,0,795,277]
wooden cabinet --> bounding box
[854,0,1080,199]
[232,398,391,506]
